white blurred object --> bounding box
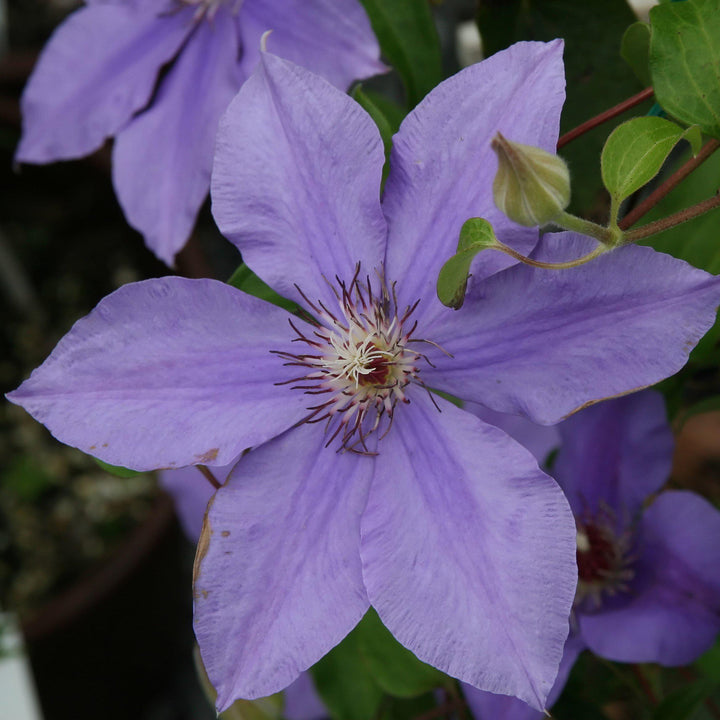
[0,614,44,720]
[629,0,658,21]
[456,20,483,67]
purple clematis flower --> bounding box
[463,390,720,719]
[558,390,720,665]
[15,0,383,265]
[8,43,720,711]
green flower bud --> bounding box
[491,132,571,227]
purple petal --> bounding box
[7,278,311,471]
[16,4,192,162]
[462,634,584,720]
[424,234,720,424]
[579,491,720,665]
[160,460,238,542]
[360,391,576,709]
[112,11,243,264]
[284,672,328,720]
[553,391,672,518]
[464,402,560,464]
[238,0,384,88]
[382,40,565,324]
[193,422,373,710]
[211,52,387,311]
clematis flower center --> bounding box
[177,0,240,21]
[273,267,437,455]
[574,510,635,610]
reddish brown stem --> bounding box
[631,665,658,705]
[557,87,654,150]
[197,464,221,489]
[619,138,720,229]
[625,192,720,243]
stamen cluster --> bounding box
[274,269,430,454]
[575,507,635,610]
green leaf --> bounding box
[601,117,701,202]
[359,0,443,108]
[94,458,141,479]
[650,0,720,139]
[311,629,384,720]
[356,609,446,698]
[676,395,720,430]
[377,693,438,720]
[651,679,718,720]
[477,0,644,214]
[227,264,298,313]
[437,218,498,309]
[621,21,652,86]
[697,638,720,682]
[4,456,54,501]
[352,85,398,185]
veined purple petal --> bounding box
[160,459,238,542]
[425,234,720,425]
[211,52,387,312]
[238,0,384,87]
[579,491,720,665]
[193,422,373,710]
[113,10,243,265]
[554,391,672,519]
[382,40,565,325]
[464,402,560,464]
[7,278,311,472]
[462,634,584,720]
[360,392,576,709]
[16,3,193,163]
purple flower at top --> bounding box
[15,0,383,265]
[8,43,720,711]
[463,390,720,719]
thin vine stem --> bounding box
[624,192,720,243]
[496,242,607,270]
[631,665,658,705]
[619,138,720,230]
[557,87,654,150]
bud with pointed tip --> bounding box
[491,132,571,227]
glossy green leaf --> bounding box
[650,0,720,138]
[359,0,442,108]
[602,117,701,202]
[477,0,644,214]
[652,679,718,720]
[311,628,384,720]
[621,21,651,86]
[227,264,298,313]
[94,458,141,479]
[356,609,446,698]
[437,218,497,309]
